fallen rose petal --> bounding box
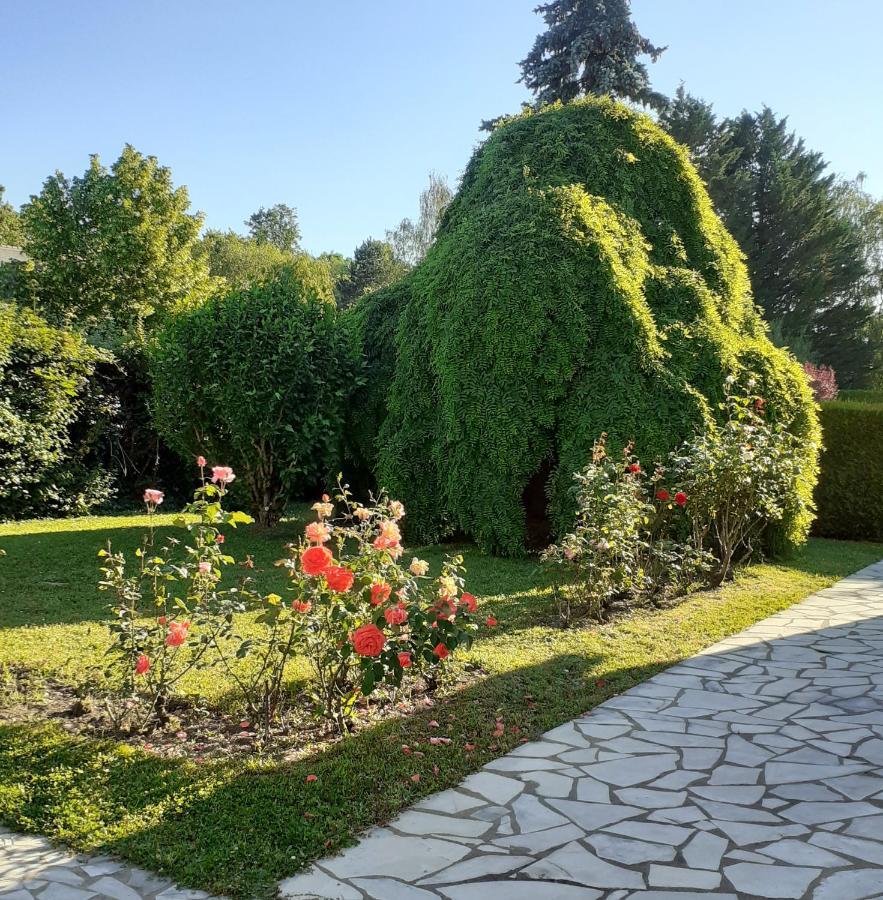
[305,774,318,783]
[410,774,420,783]
[464,742,476,751]
[428,720,439,728]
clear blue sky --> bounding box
[3,0,881,256]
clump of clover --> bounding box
[669,382,807,586]
[283,482,491,732]
[98,459,253,732]
[543,437,709,625]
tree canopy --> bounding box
[520,0,666,109]
[386,172,453,267]
[339,239,407,308]
[0,186,22,245]
[21,145,213,340]
[663,93,878,384]
[245,203,301,252]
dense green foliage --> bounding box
[21,145,213,337]
[519,0,666,109]
[149,268,358,525]
[815,401,883,542]
[0,303,112,518]
[0,185,22,245]
[352,98,820,555]
[196,230,296,289]
[662,95,880,386]
[245,203,301,252]
[339,238,408,308]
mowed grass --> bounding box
[0,511,881,897]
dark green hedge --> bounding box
[350,97,820,555]
[815,401,883,541]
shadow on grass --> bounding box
[1,538,881,897]
[1,648,655,898]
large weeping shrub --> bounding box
[149,267,359,526]
[349,98,820,554]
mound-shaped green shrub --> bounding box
[350,98,819,554]
[150,267,359,526]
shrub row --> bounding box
[815,401,883,542]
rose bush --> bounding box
[542,437,707,625]
[99,469,491,736]
[98,460,253,731]
[281,483,490,730]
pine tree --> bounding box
[663,96,876,385]
[715,109,871,381]
[519,0,666,109]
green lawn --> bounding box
[0,511,881,897]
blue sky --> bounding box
[2,0,881,256]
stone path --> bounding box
[0,829,215,900]
[4,560,883,900]
[279,559,883,899]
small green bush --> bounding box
[0,302,112,517]
[149,267,360,526]
[815,401,883,542]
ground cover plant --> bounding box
[0,502,880,896]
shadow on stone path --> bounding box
[278,560,883,899]
[4,561,883,900]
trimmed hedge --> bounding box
[815,401,883,541]
[350,97,820,555]
[838,389,883,405]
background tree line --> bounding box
[517,0,883,388]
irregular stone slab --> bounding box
[320,832,471,880]
[418,853,533,885]
[510,794,571,833]
[585,833,676,865]
[578,754,678,787]
[352,878,438,899]
[779,800,881,826]
[492,823,585,854]
[810,831,883,864]
[459,771,524,805]
[724,862,820,898]
[522,842,644,889]
[648,864,722,889]
[547,799,643,831]
[440,884,600,899]
[392,810,492,838]
[812,868,883,900]
[758,838,847,867]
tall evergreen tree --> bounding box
[519,0,666,109]
[663,96,875,385]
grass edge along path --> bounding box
[0,537,881,897]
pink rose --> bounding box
[196,455,207,468]
[143,488,164,506]
[384,606,408,626]
[211,466,236,486]
[198,561,211,575]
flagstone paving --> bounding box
[3,560,883,899]
[0,828,217,900]
[279,559,883,899]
